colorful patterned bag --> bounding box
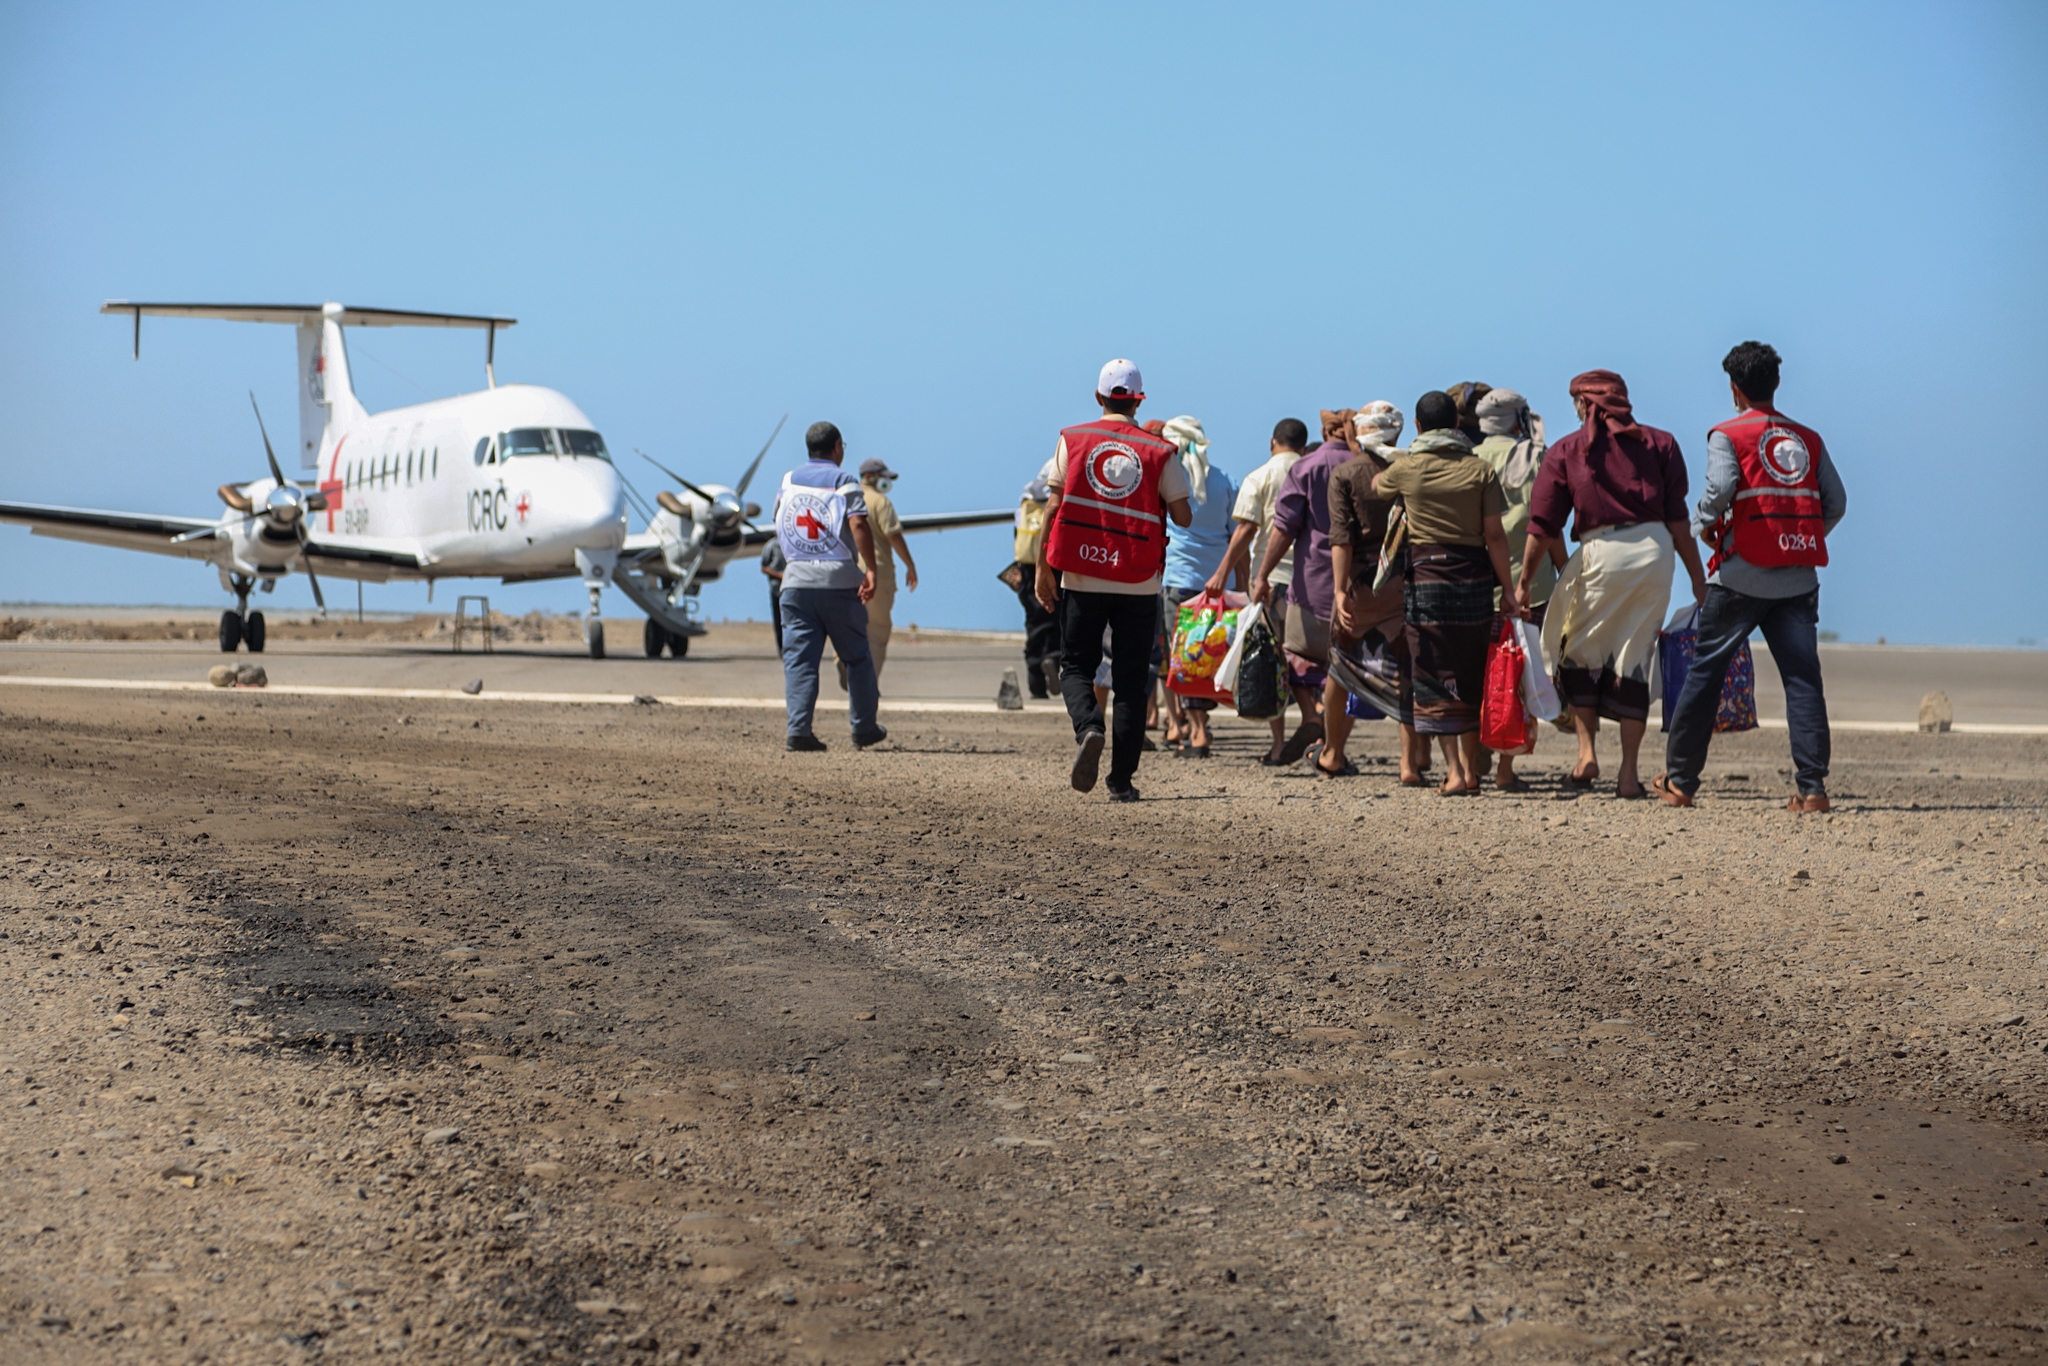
[1658,606,1759,734]
[1166,591,1247,705]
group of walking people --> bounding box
[1025,346,1847,808]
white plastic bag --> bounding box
[1213,600,1256,693]
[1512,617,1562,720]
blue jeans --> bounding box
[1664,585,1830,797]
[780,587,879,738]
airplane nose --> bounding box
[525,462,625,544]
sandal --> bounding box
[1312,748,1359,778]
[1494,775,1533,794]
[1437,782,1479,797]
[1615,782,1649,800]
[1565,764,1600,787]
[1652,773,1694,807]
[1275,720,1324,766]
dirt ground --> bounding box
[0,612,585,647]
[1,688,2044,1365]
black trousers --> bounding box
[769,589,784,653]
[1058,589,1159,789]
[1015,570,1062,695]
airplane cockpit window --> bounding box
[501,428,557,458]
[559,429,611,461]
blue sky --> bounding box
[3,1,2045,645]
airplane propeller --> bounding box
[170,393,328,611]
[635,415,787,532]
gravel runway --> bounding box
[1,688,2044,1364]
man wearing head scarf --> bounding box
[1249,409,1358,768]
[1472,388,1565,791]
[1446,381,1492,444]
[1372,392,1522,794]
[1157,416,1236,756]
[1521,370,1708,798]
[1324,401,1430,783]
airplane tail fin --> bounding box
[102,301,516,471]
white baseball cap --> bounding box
[1097,358,1144,399]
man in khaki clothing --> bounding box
[838,458,918,687]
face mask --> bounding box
[872,478,894,494]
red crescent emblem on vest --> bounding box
[1758,427,1811,486]
[1084,442,1144,500]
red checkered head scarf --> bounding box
[1568,370,1641,448]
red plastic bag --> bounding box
[1479,619,1535,754]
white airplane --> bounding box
[0,302,1010,657]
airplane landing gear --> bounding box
[643,618,691,658]
[584,578,605,659]
[219,575,263,652]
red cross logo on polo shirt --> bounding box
[795,508,825,540]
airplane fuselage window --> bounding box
[432,448,438,478]
[406,452,414,484]
[559,429,611,461]
[501,428,557,458]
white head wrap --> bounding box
[1475,388,1546,488]
[1352,401,1404,454]
[1160,415,1211,504]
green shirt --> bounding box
[1376,434,1506,548]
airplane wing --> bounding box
[0,500,425,580]
[738,508,1013,548]
[0,500,223,561]
[299,538,429,581]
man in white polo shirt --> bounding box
[1034,359,1194,802]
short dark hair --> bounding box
[1272,417,1308,451]
[804,421,842,458]
[1722,341,1781,403]
[1414,390,1459,434]
[1097,393,1140,417]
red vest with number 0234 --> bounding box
[1708,408,1830,573]
[1043,420,1175,584]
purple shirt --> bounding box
[1526,422,1690,541]
[1270,441,1350,620]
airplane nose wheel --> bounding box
[583,579,605,659]
[219,575,261,652]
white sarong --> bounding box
[1541,521,1674,718]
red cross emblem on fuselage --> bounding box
[795,508,825,540]
[515,492,532,524]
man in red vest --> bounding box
[1656,341,1848,811]
[1035,359,1194,801]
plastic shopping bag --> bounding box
[1233,613,1283,719]
[1657,605,1759,734]
[1479,618,1535,754]
[1166,591,1247,705]
[1510,617,1561,721]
